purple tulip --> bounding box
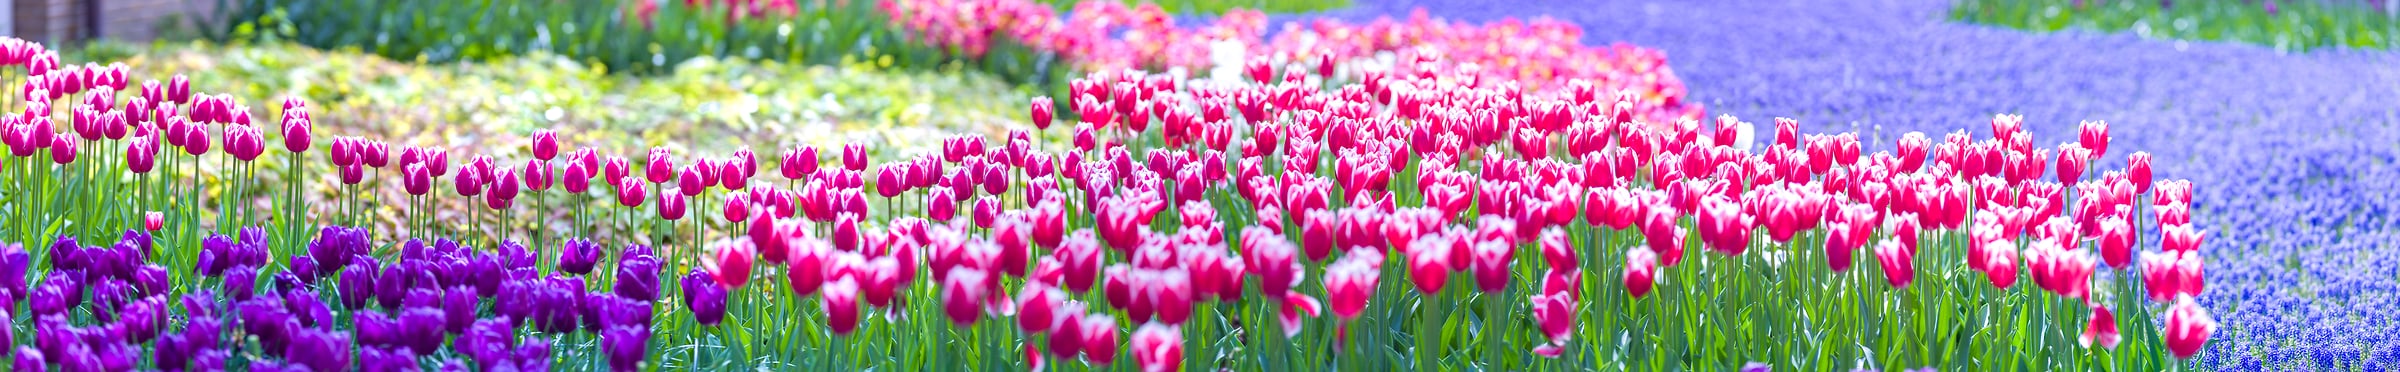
[536,275,584,333]
[377,263,410,309]
[12,346,42,372]
[338,256,380,310]
[398,307,446,355]
[682,270,728,326]
[0,243,28,301]
[614,247,661,302]
[284,328,351,371]
[445,286,477,334]
[239,297,298,353]
[285,289,333,330]
[458,317,517,365]
[154,334,190,371]
[359,346,417,372]
[560,238,601,275]
[225,265,259,302]
[604,324,651,371]
[184,314,224,351]
[287,255,319,284]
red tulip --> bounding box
[1624,246,1657,299]
[1874,238,1913,289]
[678,165,708,196]
[2080,306,2121,350]
[823,278,861,335]
[1242,228,1299,295]
[1696,196,1750,256]
[523,160,553,192]
[1131,323,1184,372]
[603,155,630,186]
[708,241,756,289]
[2161,296,2215,359]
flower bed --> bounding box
[3,33,2224,370]
[1337,0,2400,368]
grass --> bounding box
[1952,0,2400,52]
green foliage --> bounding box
[205,0,1038,81]
[1953,0,2400,52]
[110,41,1035,158]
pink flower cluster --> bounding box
[875,0,1698,124]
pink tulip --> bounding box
[1875,238,1914,289]
[1624,246,1657,299]
[823,278,861,335]
[658,189,688,220]
[2161,296,2215,359]
[1406,236,1451,295]
[144,211,164,231]
[2078,120,2111,157]
[530,130,558,161]
[1130,323,1184,372]
[2080,306,2121,350]
[942,267,988,326]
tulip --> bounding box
[1875,238,1913,289]
[1982,240,2019,289]
[144,211,164,231]
[48,136,75,164]
[681,271,728,325]
[282,116,313,154]
[781,146,818,180]
[603,325,650,371]
[2080,306,2121,350]
[403,164,434,196]
[530,130,558,161]
[842,143,867,171]
[1529,290,1575,345]
[1624,246,1657,299]
[2161,296,2214,359]
[1031,96,1056,130]
[523,159,553,191]
[616,178,647,208]
[788,239,829,296]
[1131,323,1185,372]
[708,241,756,289]
[2078,120,2110,157]
[1323,251,1382,322]
[942,267,988,326]
[1080,314,1120,365]
[823,278,862,335]
[658,189,688,220]
[1406,236,1451,295]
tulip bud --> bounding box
[678,165,707,197]
[616,177,647,208]
[782,146,818,180]
[48,136,75,164]
[658,190,688,221]
[1030,96,1055,130]
[530,130,558,161]
[645,148,675,184]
